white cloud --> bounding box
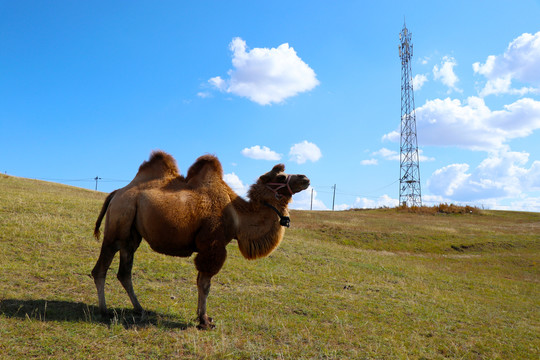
[334,203,352,211]
[433,56,461,92]
[373,148,400,161]
[197,92,211,98]
[421,194,447,206]
[353,195,399,209]
[427,163,472,197]
[208,76,226,91]
[473,31,540,96]
[360,159,378,166]
[413,74,428,90]
[476,74,535,97]
[420,56,430,65]
[427,149,540,202]
[241,145,282,161]
[383,96,540,151]
[370,148,434,162]
[289,141,322,164]
[382,131,399,143]
[418,149,435,162]
[523,160,540,190]
[290,186,328,210]
[224,172,249,198]
[509,196,540,212]
[209,37,319,105]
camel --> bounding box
[92,151,310,329]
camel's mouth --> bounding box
[293,176,310,193]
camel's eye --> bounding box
[276,175,286,182]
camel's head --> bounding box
[258,164,310,200]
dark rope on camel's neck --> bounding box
[263,202,290,227]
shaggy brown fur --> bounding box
[91,151,309,329]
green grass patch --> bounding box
[1,174,539,359]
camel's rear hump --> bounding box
[132,151,182,184]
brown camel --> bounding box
[92,151,310,329]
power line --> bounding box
[310,179,400,200]
[23,174,400,206]
[35,177,95,182]
[33,177,129,184]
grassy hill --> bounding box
[0,174,538,359]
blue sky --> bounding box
[1,1,540,211]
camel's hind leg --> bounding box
[117,231,143,316]
[91,241,119,317]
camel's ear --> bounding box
[259,164,285,183]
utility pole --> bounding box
[398,21,422,207]
[94,176,102,191]
[332,184,336,211]
[310,188,314,211]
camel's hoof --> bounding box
[197,322,216,330]
[134,310,147,321]
[197,316,215,330]
[99,309,111,320]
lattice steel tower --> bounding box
[398,22,422,207]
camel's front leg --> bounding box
[196,271,214,329]
[193,233,227,330]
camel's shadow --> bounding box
[0,298,190,330]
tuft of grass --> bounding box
[395,203,482,215]
[1,174,539,359]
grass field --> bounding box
[1,174,539,359]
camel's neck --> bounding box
[231,193,289,260]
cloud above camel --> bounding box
[208,37,319,105]
[241,141,322,165]
[241,145,282,161]
[289,141,322,164]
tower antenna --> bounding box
[398,21,422,207]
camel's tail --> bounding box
[94,190,117,240]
